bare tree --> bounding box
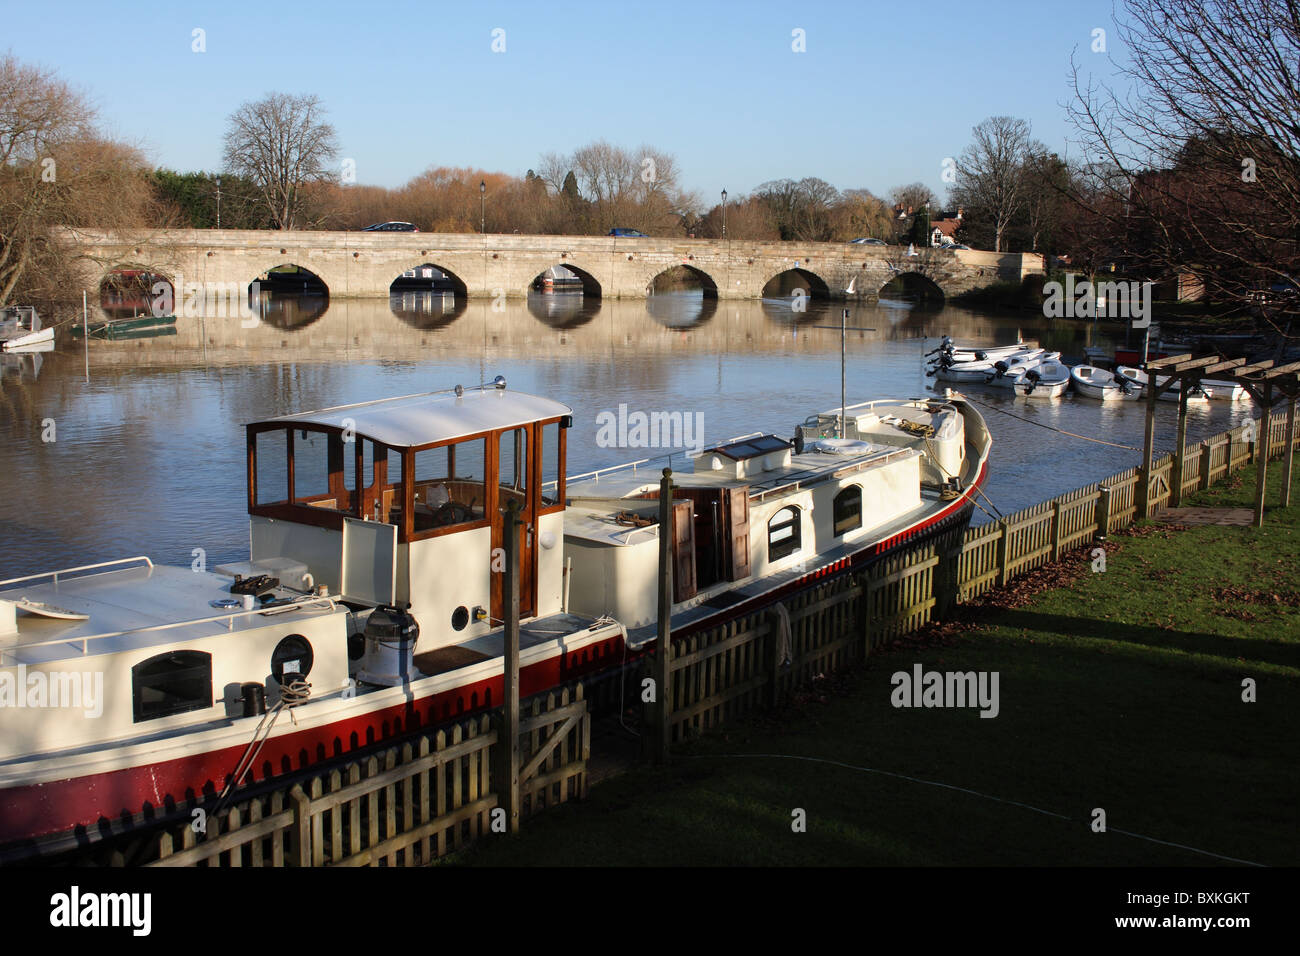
[1067,0,1300,328]
[953,116,1034,252]
[755,178,842,241]
[888,182,937,215]
[0,55,158,305]
[222,92,339,230]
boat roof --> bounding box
[0,565,341,665]
[251,385,572,449]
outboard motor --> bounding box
[992,359,1010,378]
[357,604,421,687]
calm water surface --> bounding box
[0,293,1253,576]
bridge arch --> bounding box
[878,271,946,304]
[248,262,330,330]
[527,262,601,299]
[388,261,468,296]
[98,266,174,319]
[760,266,832,300]
[647,264,718,298]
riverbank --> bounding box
[449,458,1299,866]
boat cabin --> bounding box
[239,380,572,650]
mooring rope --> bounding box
[961,394,1143,452]
[679,751,1265,867]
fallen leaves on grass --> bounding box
[1207,585,1300,620]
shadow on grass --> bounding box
[987,608,1300,671]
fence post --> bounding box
[1281,396,1297,509]
[498,499,522,832]
[1225,430,1235,475]
[995,519,1010,587]
[653,468,673,764]
[1049,501,1062,562]
[1094,486,1111,542]
[289,784,311,867]
[1199,440,1213,490]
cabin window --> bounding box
[254,429,289,506]
[768,506,802,561]
[498,427,528,511]
[292,428,353,513]
[132,650,212,723]
[540,420,564,507]
[833,485,863,536]
[411,436,487,534]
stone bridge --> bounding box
[60,228,1043,301]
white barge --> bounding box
[0,378,990,846]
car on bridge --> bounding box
[608,228,648,238]
[362,221,419,232]
[849,237,887,245]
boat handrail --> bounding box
[0,555,155,590]
[559,431,774,490]
[0,596,340,663]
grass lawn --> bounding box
[450,460,1300,866]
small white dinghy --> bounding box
[984,351,1061,389]
[1116,366,1211,403]
[927,337,1037,365]
[1007,359,1071,398]
[935,348,1047,383]
[1071,364,1142,401]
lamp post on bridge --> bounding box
[480,180,486,234]
[721,188,727,239]
[215,177,221,229]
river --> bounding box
[0,292,1253,576]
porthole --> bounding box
[452,605,470,631]
[271,634,314,682]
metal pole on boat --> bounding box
[82,291,89,383]
[840,308,847,438]
[500,498,522,831]
[652,468,673,764]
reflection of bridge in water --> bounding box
[53,295,1089,369]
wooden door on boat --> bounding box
[491,426,537,621]
[672,500,697,602]
[723,486,750,581]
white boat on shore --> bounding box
[0,376,991,848]
[0,306,54,352]
[1070,365,1142,401]
[1116,366,1211,404]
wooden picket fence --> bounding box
[661,415,1298,741]
[137,685,588,867]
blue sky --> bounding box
[5,0,1127,203]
